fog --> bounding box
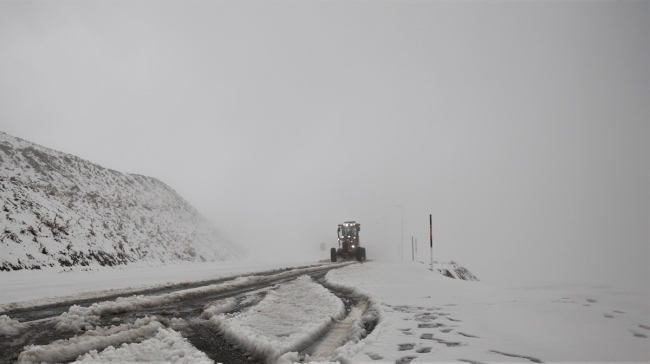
[1,1,648,287]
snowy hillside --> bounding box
[0,131,240,271]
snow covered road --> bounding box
[1,262,359,363]
[2,260,648,363]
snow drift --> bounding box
[0,131,240,271]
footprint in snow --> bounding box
[604,313,614,318]
[415,312,438,321]
[416,347,432,353]
[613,310,624,314]
[629,330,647,338]
[458,360,488,364]
[638,324,650,330]
[398,343,416,351]
[396,356,417,364]
[439,340,463,347]
[586,299,597,303]
[366,352,383,360]
[440,328,453,333]
[420,333,464,347]
[418,323,444,328]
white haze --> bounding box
[0,1,647,288]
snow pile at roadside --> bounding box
[52,264,349,332]
[73,327,212,364]
[208,275,345,362]
[201,297,238,319]
[0,314,28,336]
[56,304,101,331]
[18,316,165,363]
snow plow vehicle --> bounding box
[331,221,366,262]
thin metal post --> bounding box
[429,214,433,271]
[411,236,414,261]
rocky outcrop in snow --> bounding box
[0,131,240,271]
[434,262,479,281]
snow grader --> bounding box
[331,221,366,262]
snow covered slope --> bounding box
[0,131,240,271]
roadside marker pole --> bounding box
[411,236,414,261]
[429,214,433,271]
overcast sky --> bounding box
[1,1,648,287]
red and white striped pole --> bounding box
[429,214,433,271]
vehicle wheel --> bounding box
[361,247,366,261]
[330,248,337,262]
[356,248,362,262]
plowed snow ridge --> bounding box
[208,276,345,363]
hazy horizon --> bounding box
[1,1,648,288]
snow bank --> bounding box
[208,275,345,363]
[0,314,28,336]
[53,263,350,332]
[73,327,213,364]
[55,304,101,331]
[201,297,238,319]
[18,316,164,363]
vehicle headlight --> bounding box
[352,245,355,248]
